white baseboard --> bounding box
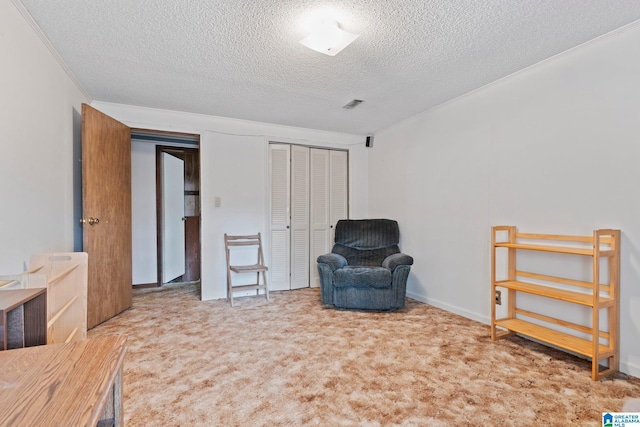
[406,291,489,325]
[621,360,640,379]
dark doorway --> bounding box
[129,129,200,289]
[156,145,201,284]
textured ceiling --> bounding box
[18,1,640,135]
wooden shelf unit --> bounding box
[490,226,620,381]
[0,288,47,351]
[0,253,88,345]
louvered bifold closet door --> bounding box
[269,144,291,291]
[309,149,330,288]
[290,145,310,289]
[330,150,348,245]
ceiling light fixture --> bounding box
[299,19,359,56]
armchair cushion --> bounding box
[334,219,399,249]
[382,253,414,271]
[334,266,392,289]
[333,244,399,267]
[317,253,347,271]
[332,219,402,266]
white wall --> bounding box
[201,132,267,293]
[368,21,640,376]
[92,102,368,301]
[0,0,90,273]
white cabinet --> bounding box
[269,144,348,290]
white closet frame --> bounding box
[269,143,348,291]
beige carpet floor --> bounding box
[89,283,640,426]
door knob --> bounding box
[80,217,100,226]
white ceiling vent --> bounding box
[343,99,364,109]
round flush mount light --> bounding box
[299,16,359,56]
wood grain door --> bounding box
[184,216,200,281]
[182,147,200,282]
[82,104,132,328]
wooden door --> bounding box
[182,147,200,282]
[183,217,200,281]
[82,104,132,328]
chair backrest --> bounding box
[332,219,400,266]
[224,233,265,266]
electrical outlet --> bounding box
[495,290,502,305]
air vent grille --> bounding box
[343,99,364,109]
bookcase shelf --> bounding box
[490,226,620,381]
[0,288,47,350]
[494,318,613,358]
[494,280,614,306]
[0,253,87,345]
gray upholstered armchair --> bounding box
[317,219,413,310]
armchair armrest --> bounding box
[382,253,414,271]
[317,253,347,271]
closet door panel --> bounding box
[269,144,348,292]
[269,144,290,291]
[290,145,310,289]
[310,149,330,288]
[330,150,349,244]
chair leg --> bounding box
[263,271,269,302]
[226,267,233,307]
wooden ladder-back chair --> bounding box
[224,233,269,307]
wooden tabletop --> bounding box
[0,288,46,312]
[0,335,127,427]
